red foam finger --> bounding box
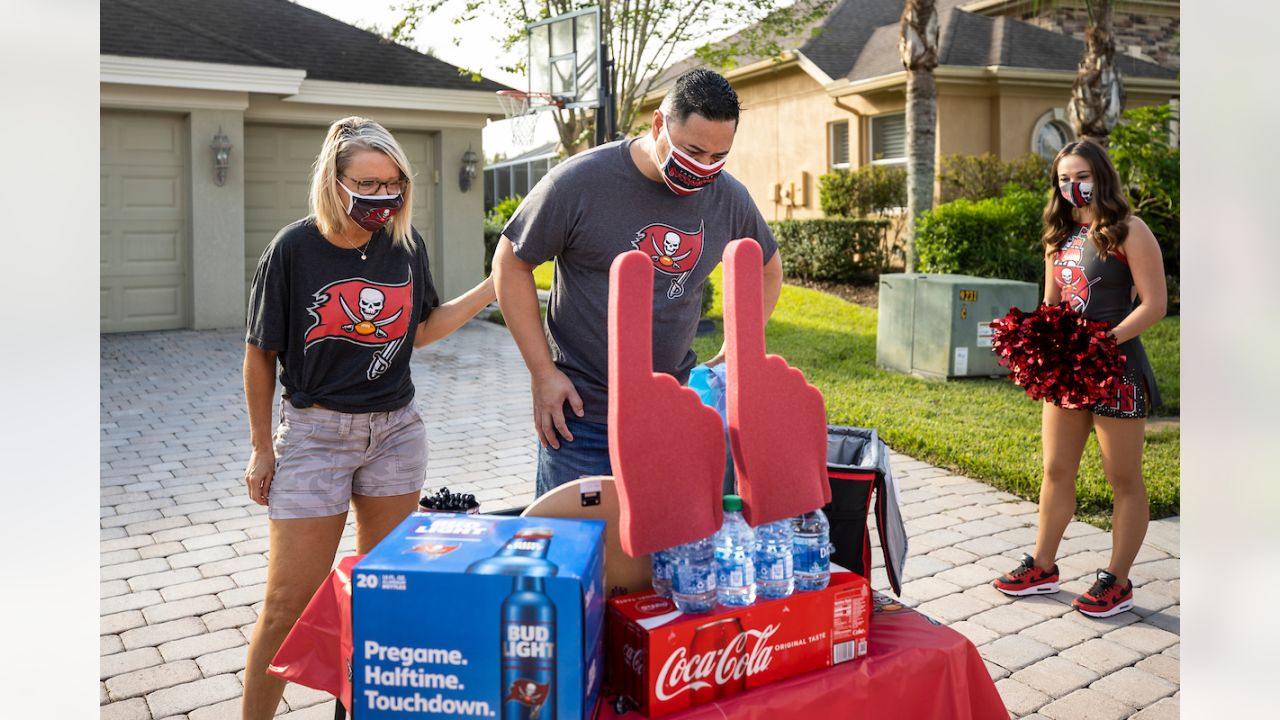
[608,251,726,557]
[723,239,830,527]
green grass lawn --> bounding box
[687,268,1179,527]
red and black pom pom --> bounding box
[990,302,1127,410]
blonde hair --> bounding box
[309,116,416,251]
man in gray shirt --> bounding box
[493,69,783,496]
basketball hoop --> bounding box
[496,90,565,146]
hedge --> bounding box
[767,218,891,283]
[914,185,1047,285]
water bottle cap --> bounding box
[722,495,743,512]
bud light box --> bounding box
[353,513,606,720]
[606,572,871,718]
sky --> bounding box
[292,0,562,159]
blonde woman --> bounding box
[240,116,494,718]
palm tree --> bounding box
[1068,0,1125,146]
[899,0,939,273]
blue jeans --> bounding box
[533,416,737,498]
[535,417,613,498]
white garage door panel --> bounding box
[101,111,189,333]
[243,124,436,289]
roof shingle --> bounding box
[102,0,507,92]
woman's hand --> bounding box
[245,446,275,506]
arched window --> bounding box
[1032,108,1075,160]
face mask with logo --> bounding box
[1059,180,1094,208]
[656,113,727,196]
[341,183,404,231]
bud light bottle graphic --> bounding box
[468,528,559,720]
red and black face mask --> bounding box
[1059,181,1094,209]
[341,184,403,231]
[656,113,727,196]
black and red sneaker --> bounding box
[992,553,1060,596]
[1072,569,1134,618]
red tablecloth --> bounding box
[270,556,1005,719]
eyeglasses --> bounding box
[341,175,408,195]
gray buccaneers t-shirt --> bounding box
[502,138,778,423]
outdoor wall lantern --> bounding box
[459,145,479,192]
[211,127,233,186]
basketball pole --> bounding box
[595,38,617,145]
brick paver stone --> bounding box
[1089,666,1177,708]
[105,659,202,700]
[1059,638,1145,675]
[1012,656,1100,699]
[979,635,1056,672]
[994,678,1050,717]
[1038,688,1134,720]
[146,673,243,717]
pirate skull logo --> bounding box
[339,286,404,338]
[505,679,549,707]
[1058,266,1100,313]
[651,231,692,270]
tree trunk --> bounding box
[899,0,939,274]
[1068,0,1124,147]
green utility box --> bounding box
[876,273,1039,379]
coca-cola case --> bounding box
[607,573,871,718]
[353,513,606,719]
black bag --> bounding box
[825,426,905,595]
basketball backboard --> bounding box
[528,6,602,109]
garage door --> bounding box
[101,111,189,333]
[244,125,436,290]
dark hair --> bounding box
[664,69,741,124]
[1041,139,1130,258]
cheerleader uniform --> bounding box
[1052,223,1162,419]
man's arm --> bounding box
[706,251,783,366]
[492,236,583,449]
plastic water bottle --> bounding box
[651,549,674,598]
[792,509,831,592]
[755,519,795,599]
[715,495,757,607]
[671,536,717,613]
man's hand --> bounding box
[244,445,275,506]
[532,367,584,449]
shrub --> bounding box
[915,184,1047,285]
[482,195,524,274]
[938,152,1051,204]
[1109,104,1180,307]
[818,164,907,218]
[768,218,892,283]
[700,279,715,318]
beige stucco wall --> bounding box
[433,127,486,299]
[187,108,247,330]
[938,84,1178,161]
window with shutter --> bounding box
[870,113,906,165]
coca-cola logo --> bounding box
[636,597,675,615]
[654,624,778,701]
[623,644,646,675]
